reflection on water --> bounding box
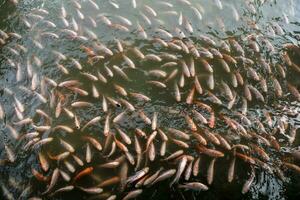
[0,0,300,199]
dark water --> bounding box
[1,0,300,200]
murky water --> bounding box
[1,0,300,199]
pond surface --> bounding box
[1,0,300,200]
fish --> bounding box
[151,112,158,130]
[190,6,202,21]
[72,155,84,166]
[196,144,224,157]
[123,55,135,69]
[53,125,74,133]
[148,142,156,161]
[228,154,236,183]
[163,150,184,161]
[113,111,127,124]
[184,113,197,131]
[184,159,193,180]
[86,143,92,163]
[127,167,149,184]
[48,151,70,161]
[186,86,195,104]
[199,58,213,73]
[38,152,49,172]
[32,138,53,149]
[60,139,75,152]
[145,131,157,151]
[73,167,94,183]
[160,141,167,157]
[98,161,120,169]
[71,101,93,108]
[174,83,181,102]
[170,155,188,186]
[4,144,16,163]
[135,128,147,138]
[143,168,163,186]
[81,116,101,131]
[138,110,152,125]
[193,157,200,177]
[98,176,120,188]
[77,186,103,194]
[172,138,189,149]
[207,158,216,185]
[114,84,128,96]
[59,169,71,182]
[83,136,102,151]
[144,54,162,62]
[241,168,255,194]
[236,153,256,165]
[42,168,60,194]
[148,70,167,78]
[168,128,190,140]
[283,162,300,174]
[130,93,151,102]
[112,65,130,81]
[64,161,75,173]
[116,127,132,145]
[6,124,20,139]
[151,169,176,185]
[287,83,300,101]
[178,182,208,191]
[50,185,74,196]
[122,189,143,200]
[147,80,167,88]
[132,47,145,59]
[32,168,49,182]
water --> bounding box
[1,0,300,199]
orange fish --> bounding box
[72,167,94,183]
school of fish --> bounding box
[0,0,300,199]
